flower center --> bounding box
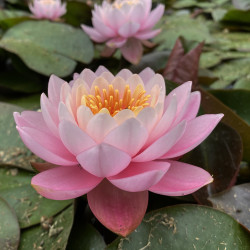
[39,0,56,5]
[112,0,140,9]
[82,84,150,116]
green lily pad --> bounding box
[0,197,20,250]
[210,89,250,125]
[107,205,250,249]
[19,205,74,250]
[0,20,94,77]
[154,15,213,51]
[0,166,72,228]
[234,78,250,90]
[208,183,250,230]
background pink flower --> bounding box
[82,0,165,64]
[29,0,66,20]
[14,66,223,236]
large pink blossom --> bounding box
[82,0,164,64]
[14,66,223,236]
[29,0,66,21]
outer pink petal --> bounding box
[116,69,133,80]
[118,21,140,38]
[77,106,93,131]
[16,126,77,165]
[104,118,148,157]
[149,161,213,196]
[58,102,76,124]
[162,114,224,159]
[78,68,96,87]
[32,165,102,200]
[138,67,155,84]
[108,161,170,192]
[141,4,165,30]
[120,38,143,64]
[136,107,158,133]
[133,121,186,162]
[107,37,127,48]
[59,120,96,155]
[92,17,116,37]
[87,180,148,236]
[135,29,161,40]
[95,65,110,76]
[81,24,107,43]
[77,143,131,177]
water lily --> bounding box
[29,0,66,21]
[82,0,164,64]
[14,66,223,236]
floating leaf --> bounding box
[182,122,242,204]
[0,166,72,228]
[234,78,250,90]
[208,183,250,230]
[0,21,94,77]
[19,205,74,250]
[107,205,250,249]
[0,197,20,250]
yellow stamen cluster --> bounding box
[113,0,140,9]
[82,84,150,116]
[40,0,56,5]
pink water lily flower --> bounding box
[82,0,164,64]
[14,66,223,236]
[29,0,66,21]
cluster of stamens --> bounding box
[112,0,140,9]
[82,84,151,116]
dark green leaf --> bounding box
[208,183,250,230]
[0,197,20,250]
[107,205,250,249]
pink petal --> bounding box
[47,74,65,106]
[135,29,161,40]
[116,69,133,80]
[107,8,126,31]
[95,65,110,76]
[78,68,96,87]
[16,126,77,165]
[130,4,145,23]
[92,17,116,37]
[81,25,107,43]
[107,37,127,48]
[32,165,102,200]
[138,67,155,84]
[142,4,165,30]
[77,106,94,131]
[59,120,96,155]
[136,107,157,132]
[98,71,115,82]
[87,113,117,142]
[108,161,170,192]
[58,102,76,124]
[162,114,224,159]
[104,118,148,157]
[87,180,148,236]
[77,143,131,177]
[118,21,140,38]
[113,109,135,124]
[120,38,143,64]
[133,121,186,162]
[149,161,213,196]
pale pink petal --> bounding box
[162,114,224,159]
[77,143,131,177]
[104,118,148,157]
[138,67,155,84]
[60,82,71,103]
[135,29,161,40]
[87,180,148,236]
[77,106,94,131]
[59,120,96,155]
[130,4,145,23]
[90,76,109,97]
[58,102,76,124]
[14,111,49,134]
[126,74,144,93]
[47,74,65,106]
[107,8,126,31]
[87,113,117,142]
[142,4,165,30]
[118,21,140,38]
[99,71,115,82]
[92,17,116,37]
[16,126,77,165]
[149,161,213,196]
[143,0,152,17]
[136,107,157,133]
[120,38,143,64]
[107,37,127,48]
[116,69,133,80]
[81,25,107,43]
[32,165,102,200]
[133,121,186,162]
[110,76,127,99]
[95,66,110,76]
[108,161,170,192]
[113,109,135,124]
[78,68,96,87]
[144,73,165,99]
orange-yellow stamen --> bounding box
[82,84,150,116]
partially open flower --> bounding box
[82,0,164,64]
[14,66,223,236]
[29,0,66,21]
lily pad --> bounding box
[107,205,250,249]
[0,166,72,228]
[0,197,20,250]
[208,183,250,230]
[19,205,74,250]
[234,78,250,90]
[0,21,94,77]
